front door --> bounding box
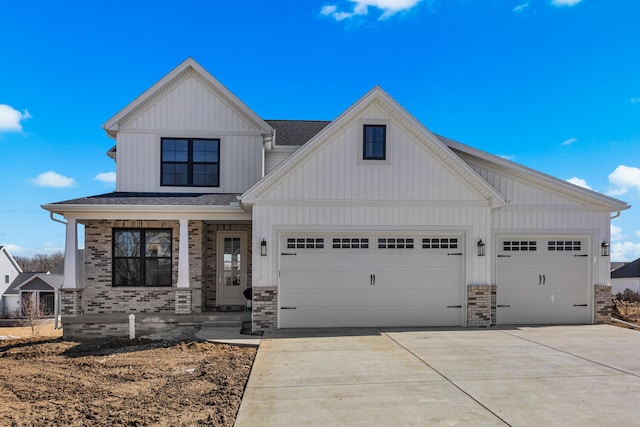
[217,232,248,306]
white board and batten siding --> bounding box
[115,70,264,193]
[251,100,495,328]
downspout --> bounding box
[611,210,621,220]
[48,212,66,329]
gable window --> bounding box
[4,275,8,284]
[363,125,386,160]
[161,138,220,187]
[113,229,172,287]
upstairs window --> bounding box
[363,125,386,160]
[161,138,220,187]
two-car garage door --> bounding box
[279,234,465,328]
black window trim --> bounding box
[363,124,386,160]
[161,137,220,187]
[112,228,173,288]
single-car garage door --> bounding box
[496,237,591,325]
[279,233,465,328]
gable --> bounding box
[244,88,505,206]
[104,58,272,137]
[20,278,55,291]
[122,70,263,133]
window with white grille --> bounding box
[332,238,369,249]
[503,241,537,252]
[287,238,324,249]
[422,238,458,249]
[548,241,581,251]
[378,238,414,249]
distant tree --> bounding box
[14,251,64,273]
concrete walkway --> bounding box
[235,325,640,426]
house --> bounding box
[42,58,629,339]
[0,246,23,316]
[2,272,63,317]
[611,258,640,295]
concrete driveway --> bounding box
[234,325,640,426]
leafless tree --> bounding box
[14,251,64,273]
[19,293,48,337]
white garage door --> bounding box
[279,234,465,328]
[496,237,591,325]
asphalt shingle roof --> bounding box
[611,258,640,278]
[266,120,331,146]
[50,192,241,206]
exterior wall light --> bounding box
[261,239,267,256]
[601,241,610,257]
[477,239,486,257]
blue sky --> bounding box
[1,0,639,260]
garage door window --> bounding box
[378,238,414,249]
[287,238,324,249]
[332,238,369,249]
[548,241,581,251]
[503,241,537,252]
[422,238,458,249]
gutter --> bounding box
[47,212,66,330]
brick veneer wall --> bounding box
[83,220,181,314]
[594,284,612,324]
[188,220,204,313]
[60,289,83,316]
[467,285,493,328]
[253,286,277,331]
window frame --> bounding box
[160,137,220,187]
[112,228,173,288]
[363,124,387,160]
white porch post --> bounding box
[63,218,77,289]
[177,219,190,288]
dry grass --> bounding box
[0,321,63,340]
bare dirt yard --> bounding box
[613,298,640,326]
[0,327,256,426]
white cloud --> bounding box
[611,224,623,242]
[498,154,516,161]
[0,104,32,132]
[607,165,640,196]
[95,171,116,183]
[561,137,577,146]
[513,3,529,13]
[321,0,422,21]
[611,241,640,262]
[321,4,337,15]
[551,0,582,6]
[30,171,77,188]
[566,177,591,190]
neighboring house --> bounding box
[0,246,23,316]
[611,258,640,295]
[42,58,629,339]
[3,272,63,317]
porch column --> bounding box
[63,219,77,289]
[177,219,190,288]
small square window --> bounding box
[363,125,386,160]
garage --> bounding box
[496,236,591,325]
[279,233,465,328]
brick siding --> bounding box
[467,285,493,328]
[594,284,612,324]
[253,286,277,331]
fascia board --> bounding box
[244,86,507,207]
[445,137,630,211]
[41,204,250,220]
